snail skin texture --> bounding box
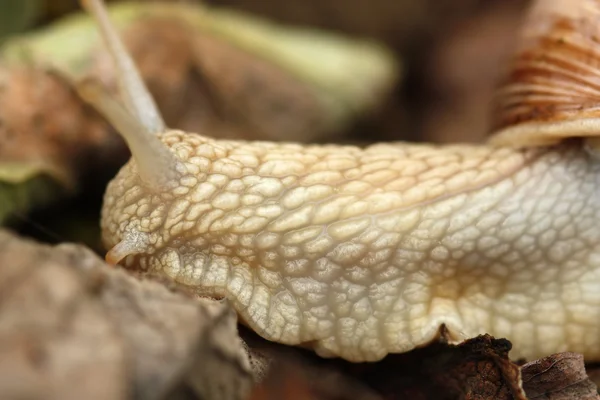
[80,0,600,362]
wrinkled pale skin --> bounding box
[82,0,600,363]
[102,132,600,362]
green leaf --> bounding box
[0,162,63,224]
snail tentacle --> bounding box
[81,0,166,134]
[77,79,182,191]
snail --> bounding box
[78,0,600,363]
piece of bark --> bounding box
[356,334,526,400]
[0,229,253,400]
[521,352,600,400]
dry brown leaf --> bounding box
[0,67,122,226]
[0,67,117,183]
[101,17,329,143]
[432,335,525,400]
[521,352,600,400]
[0,229,253,400]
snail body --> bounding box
[81,0,600,362]
[104,134,600,363]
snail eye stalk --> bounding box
[76,75,181,192]
[80,0,166,135]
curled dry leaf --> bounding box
[325,335,599,399]
[0,229,253,400]
[521,352,600,400]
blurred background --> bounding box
[0,0,530,144]
[0,0,531,249]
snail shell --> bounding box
[492,0,600,147]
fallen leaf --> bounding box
[0,67,121,226]
[0,67,118,181]
[521,352,600,400]
[118,18,333,142]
